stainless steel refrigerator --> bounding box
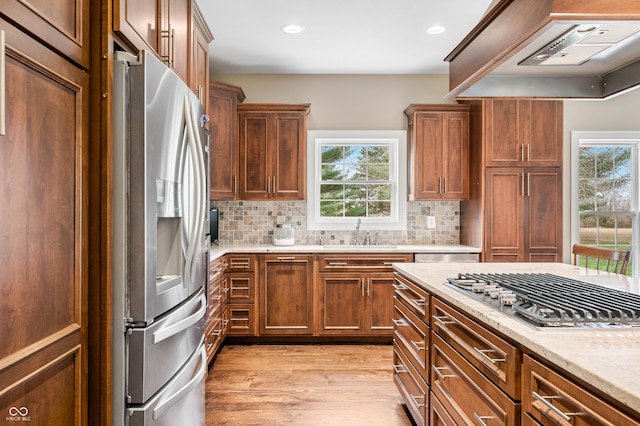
[113,50,210,426]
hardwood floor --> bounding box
[205,344,414,425]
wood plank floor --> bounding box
[205,344,414,426]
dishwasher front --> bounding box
[413,252,479,263]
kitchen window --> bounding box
[571,131,640,276]
[307,130,407,231]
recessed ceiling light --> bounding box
[426,25,446,35]
[281,24,305,34]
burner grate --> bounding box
[448,273,640,327]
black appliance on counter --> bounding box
[446,273,640,328]
[210,208,218,245]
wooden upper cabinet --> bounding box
[209,81,245,200]
[405,104,470,200]
[0,0,89,68]
[113,0,192,82]
[190,1,213,103]
[238,104,310,200]
[113,0,159,52]
[485,99,563,167]
[159,0,190,83]
[0,18,88,425]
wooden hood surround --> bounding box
[445,0,640,99]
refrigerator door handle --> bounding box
[182,96,204,289]
[153,293,206,344]
[152,346,207,420]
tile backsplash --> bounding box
[210,200,460,246]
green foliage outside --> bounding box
[319,144,392,218]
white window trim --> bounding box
[571,130,640,276]
[307,130,407,231]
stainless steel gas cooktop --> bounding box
[446,273,640,328]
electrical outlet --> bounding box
[427,216,436,229]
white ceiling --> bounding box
[196,0,495,75]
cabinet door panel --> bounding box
[442,113,469,199]
[273,115,305,199]
[525,169,562,260]
[368,275,395,332]
[486,99,521,165]
[260,257,314,335]
[114,0,159,52]
[485,169,523,261]
[319,276,363,334]
[0,21,87,424]
[526,101,562,166]
[210,93,237,199]
[1,0,89,67]
[239,113,270,199]
[415,113,442,199]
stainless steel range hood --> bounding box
[445,0,640,99]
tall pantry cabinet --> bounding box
[0,1,89,424]
[461,99,563,262]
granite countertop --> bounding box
[209,244,481,260]
[393,262,640,415]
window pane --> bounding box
[578,178,597,211]
[321,164,344,180]
[368,184,391,201]
[344,184,365,200]
[321,145,345,163]
[320,201,344,217]
[367,163,389,180]
[344,201,366,217]
[368,201,391,217]
[320,184,344,200]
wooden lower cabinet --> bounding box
[430,392,457,426]
[431,332,520,426]
[226,255,258,336]
[522,355,640,426]
[259,254,314,335]
[393,344,429,425]
[318,254,412,336]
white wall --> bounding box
[213,73,640,260]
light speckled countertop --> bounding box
[209,244,481,260]
[393,262,640,416]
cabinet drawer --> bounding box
[431,333,520,426]
[209,256,228,281]
[318,254,412,272]
[227,273,255,303]
[393,297,429,379]
[523,355,640,426]
[394,273,430,324]
[226,254,256,272]
[209,278,223,314]
[393,344,428,426]
[205,315,223,361]
[227,304,257,336]
[431,298,521,400]
[430,391,457,426]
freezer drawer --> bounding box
[127,345,206,426]
[127,289,206,404]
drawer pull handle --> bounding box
[532,391,572,421]
[276,257,296,261]
[432,366,456,381]
[229,317,249,322]
[472,413,493,426]
[392,364,408,374]
[411,340,426,351]
[392,283,408,290]
[392,318,408,327]
[473,347,506,364]
[433,315,456,326]
[410,394,426,408]
[410,297,426,306]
